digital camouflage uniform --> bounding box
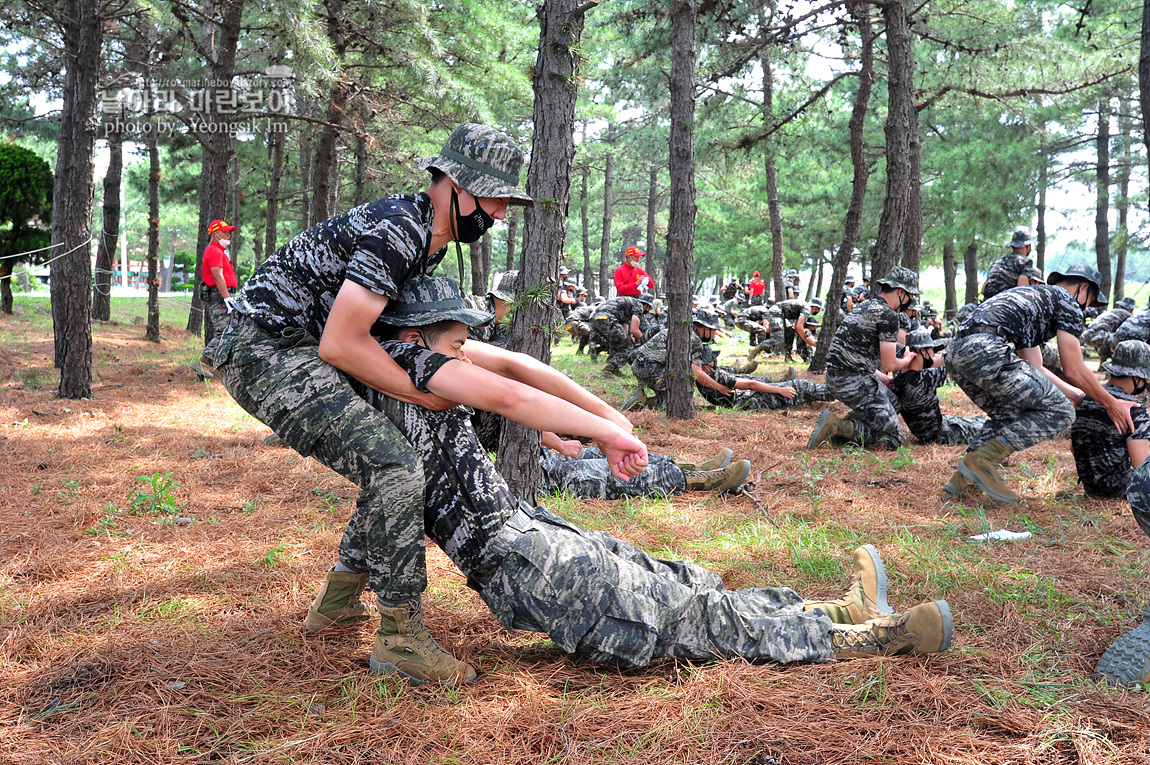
[630,327,707,409]
[1112,310,1150,346]
[372,340,835,669]
[1071,384,1150,498]
[212,193,444,602]
[540,446,687,499]
[946,285,1082,454]
[735,304,774,348]
[1081,307,1132,358]
[564,304,595,351]
[719,297,741,327]
[1127,458,1150,545]
[890,366,987,445]
[981,252,1034,301]
[769,299,812,357]
[698,369,831,411]
[590,296,645,370]
[824,297,905,449]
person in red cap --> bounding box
[747,271,766,306]
[190,219,238,378]
[613,245,652,297]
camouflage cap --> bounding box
[810,296,824,311]
[905,328,937,350]
[806,314,821,326]
[906,298,920,311]
[638,292,655,307]
[1007,230,1033,248]
[376,275,493,328]
[488,270,518,302]
[1118,296,1136,311]
[1102,340,1150,379]
[692,309,722,330]
[1048,263,1107,305]
[876,266,920,295]
[416,123,533,207]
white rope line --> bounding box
[0,240,62,260]
[3,237,95,265]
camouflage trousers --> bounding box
[540,446,686,499]
[700,370,831,411]
[826,370,904,449]
[201,287,231,346]
[946,333,1075,453]
[735,318,769,348]
[590,317,635,370]
[934,415,990,446]
[1126,458,1150,542]
[211,314,427,601]
[482,504,835,669]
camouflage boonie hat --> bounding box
[1007,230,1033,248]
[876,266,920,295]
[905,328,937,350]
[488,270,518,302]
[1048,263,1107,305]
[1118,296,1136,311]
[416,123,533,207]
[376,275,493,328]
[1101,340,1150,379]
[638,292,655,307]
[810,297,824,311]
[806,314,821,326]
[786,268,800,278]
[692,309,722,330]
[906,298,920,311]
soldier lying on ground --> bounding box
[307,275,954,686]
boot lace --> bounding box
[832,615,910,654]
[403,601,449,660]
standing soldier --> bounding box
[808,267,919,450]
[785,269,801,301]
[590,293,651,376]
[841,274,857,313]
[943,264,1137,503]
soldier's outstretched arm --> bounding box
[1016,344,1085,404]
[1055,330,1137,433]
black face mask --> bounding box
[450,187,494,244]
[898,293,913,312]
[1134,379,1147,396]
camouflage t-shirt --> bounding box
[1088,308,1132,335]
[236,194,443,338]
[825,297,900,374]
[1112,310,1150,345]
[890,365,948,443]
[982,253,1034,300]
[961,285,1083,348]
[594,296,644,326]
[631,327,706,367]
[1070,384,1150,498]
[769,299,811,324]
[740,305,771,323]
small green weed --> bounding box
[259,543,288,568]
[129,472,181,516]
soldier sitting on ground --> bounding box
[891,329,988,448]
[320,274,956,685]
[1069,340,1150,499]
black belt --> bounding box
[957,324,1013,341]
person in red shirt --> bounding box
[190,219,237,378]
[747,270,766,306]
[613,245,651,297]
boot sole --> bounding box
[1095,606,1150,687]
[930,599,955,653]
[620,390,647,412]
[369,656,478,686]
[857,544,892,616]
[956,463,1019,504]
[807,409,835,449]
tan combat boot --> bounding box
[683,459,751,494]
[830,600,954,659]
[957,438,1018,504]
[620,387,649,412]
[733,359,759,374]
[303,570,371,632]
[782,365,798,382]
[601,363,622,378]
[673,448,733,472]
[808,410,853,448]
[371,599,477,686]
[746,343,762,362]
[804,544,893,624]
[941,469,973,497]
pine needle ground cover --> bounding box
[1,296,1148,765]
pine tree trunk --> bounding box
[469,237,489,295]
[146,98,161,343]
[646,165,659,293]
[900,106,923,271]
[1096,99,1112,299]
[51,0,101,398]
[665,0,697,420]
[188,0,245,341]
[311,0,347,224]
[1036,140,1048,272]
[964,241,979,306]
[354,135,367,206]
[810,0,873,374]
[760,32,786,303]
[870,0,914,279]
[1142,0,1150,231]
[580,139,593,296]
[506,207,518,271]
[92,106,122,322]
[942,241,957,319]
[1114,101,1131,303]
[299,131,313,230]
[229,133,241,264]
[264,120,285,263]
[495,0,588,503]
[598,121,616,296]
